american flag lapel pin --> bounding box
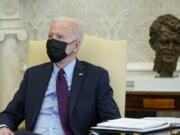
[78,72,83,76]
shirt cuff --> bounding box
[0,124,8,128]
[89,131,99,135]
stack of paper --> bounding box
[92,118,170,133]
[143,117,180,127]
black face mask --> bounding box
[46,39,68,63]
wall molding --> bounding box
[0,0,27,42]
[0,0,27,110]
[0,29,27,42]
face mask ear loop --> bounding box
[67,40,77,45]
[70,42,79,56]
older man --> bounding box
[0,18,120,135]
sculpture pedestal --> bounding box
[134,78,180,91]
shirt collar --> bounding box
[53,59,76,78]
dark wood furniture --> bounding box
[126,91,180,112]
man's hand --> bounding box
[0,127,14,135]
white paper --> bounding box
[92,118,170,133]
[143,117,180,127]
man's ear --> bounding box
[73,40,81,53]
[149,39,157,51]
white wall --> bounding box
[21,0,180,63]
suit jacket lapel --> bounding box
[29,62,53,130]
[69,59,86,115]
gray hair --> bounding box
[53,17,84,42]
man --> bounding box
[0,18,120,135]
[149,14,180,77]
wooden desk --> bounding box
[126,91,180,112]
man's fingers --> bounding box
[0,127,14,135]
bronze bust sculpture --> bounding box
[149,14,180,77]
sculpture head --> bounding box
[149,14,180,77]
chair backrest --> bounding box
[27,35,127,117]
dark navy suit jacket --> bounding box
[0,59,120,135]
